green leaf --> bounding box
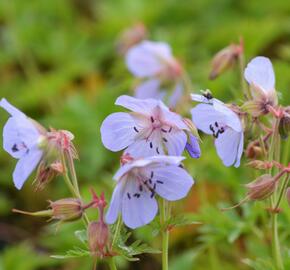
[51,247,90,260]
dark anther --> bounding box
[220,127,225,134]
[12,144,19,152]
[156,147,160,154]
[150,142,153,148]
[139,185,143,192]
[134,193,141,198]
[127,193,131,199]
[203,92,213,100]
[149,179,152,184]
[151,171,154,178]
[215,122,218,128]
[133,126,139,133]
[150,191,155,198]
[157,180,164,184]
[153,183,156,190]
[151,116,154,123]
[168,127,172,133]
[209,124,214,132]
[178,164,184,168]
[163,137,168,142]
[144,180,148,185]
[161,128,168,133]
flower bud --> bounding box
[185,134,201,158]
[183,118,200,139]
[87,221,110,258]
[116,23,147,55]
[245,174,277,201]
[209,41,243,80]
[34,161,63,191]
[245,141,263,159]
[49,198,83,222]
[246,160,273,170]
[279,112,290,140]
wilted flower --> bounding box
[191,94,244,167]
[0,98,46,189]
[106,155,194,229]
[243,56,278,117]
[101,95,189,158]
[116,23,147,55]
[209,40,243,80]
[126,40,183,108]
[245,174,277,201]
[49,198,84,222]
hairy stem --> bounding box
[160,199,169,270]
[269,119,284,270]
[108,258,117,270]
[112,216,122,248]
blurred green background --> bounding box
[0,0,290,269]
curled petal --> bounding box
[152,165,194,201]
[244,56,275,92]
[100,112,136,152]
[13,147,43,189]
[105,182,124,224]
[126,40,172,77]
[214,128,243,167]
[121,178,158,229]
[186,134,201,158]
[0,98,26,118]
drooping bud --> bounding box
[279,109,290,139]
[185,134,201,158]
[209,40,243,80]
[116,23,147,55]
[246,160,273,170]
[245,141,263,159]
[49,198,83,222]
[88,221,110,258]
[33,161,63,191]
[245,174,277,201]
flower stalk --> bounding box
[160,199,169,270]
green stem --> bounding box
[160,199,169,270]
[238,52,250,100]
[112,216,122,248]
[274,174,290,210]
[108,258,117,270]
[269,119,284,270]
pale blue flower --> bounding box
[0,99,44,189]
[191,95,243,167]
[106,155,194,228]
[101,95,189,158]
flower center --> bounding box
[209,121,226,138]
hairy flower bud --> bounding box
[88,221,110,258]
[49,198,83,222]
[245,141,263,159]
[245,174,277,201]
[279,111,290,140]
[246,160,273,170]
[209,41,243,80]
[34,161,63,191]
[116,23,147,55]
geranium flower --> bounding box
[101,95,189,158]
[105,155,194,229]
[243,56,277,116]
[0,98,45,189]
[126,40,183,108]
[191,94,243,167]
